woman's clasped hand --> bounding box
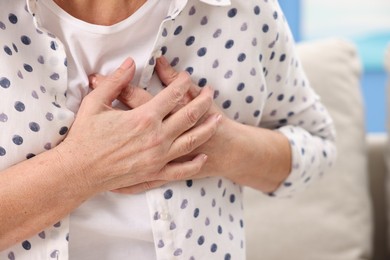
[56,57,222,195]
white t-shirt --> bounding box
[37,0,170,259]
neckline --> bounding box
[39,0,159,35]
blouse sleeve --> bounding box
[258,1,337,197]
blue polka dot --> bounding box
[59,127,68,135]
[185,67,194,75]
[222,100,231,109]
[201,16,208,25]
[0,147,6,156]
[198,78,207,87]
[53,221,61,228]
[229,194,236,203]
[162,28,168,37]
[189,6,196,15]
[186,229,193,239]
[270,51,275,60]
[14,101,25,112]
[253,110,261,117]
[246,96,254,103]
[213,29,222,38]
[50,73,60,80]
[174,249,183,256]
[0,21,5,30]
[8,252,14,260]
[186,36,195,46]
[22,240,31,250]
[198,236,205,245]
[273,11,279,19]
[29,122,40,132]
[280,54,286,62]
[262,24,269,33]
[12,135,23,145]
[8,13,18,24]
[164,189,173,199]
[237,82,245,91]
[197,47,207,57]
[225,253,231,260]
[0,77,10,88]
[38,55,45,64]
[228,8,237,18]
[225,40,234,49]
[170,57,179,67]
[161,46,167,55]
[174,26,183,35]
[211,243,218,253]
[237,53,246,62]
[24,64,33,72]
[21,35,31,45]
[254,6,260,15]
[217,225,223,234]
[277,94,284,101]
[50,41,58,50]
[4,45,12,55]
[149,57,155,66]
[194,208,200,218]
[12,43,18,52]
[186,180,193,187]
[26,153,36,159]
[279,119,287,125]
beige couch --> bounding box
[244,38,389,260]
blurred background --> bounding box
[279,0,390,133]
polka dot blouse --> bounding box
[0,0,336,259]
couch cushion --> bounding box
[244,38,372,260]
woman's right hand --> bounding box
[56,58,220,196]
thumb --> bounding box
[88,58,135,107]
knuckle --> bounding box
[120,86,135,101]
[142,181,154,191]
[172,167,187,180]
[183,135,197,153]
[185,108,200,125]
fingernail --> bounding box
[120,58,134,70]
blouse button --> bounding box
[160,211,169,221]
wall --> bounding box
[279,0,389,132]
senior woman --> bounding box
[0,0,336,259]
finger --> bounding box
[163,86,214,138]
[110,153,209,194]
[90,74,153,109]
[87,58,135,106]
[167,113,221,161]
[156,56,201,98]
[159,153,208,181]
[146,71,192,118]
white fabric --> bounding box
[245,38,372,260]
[0,0,336,259]
[37,0,170,259]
